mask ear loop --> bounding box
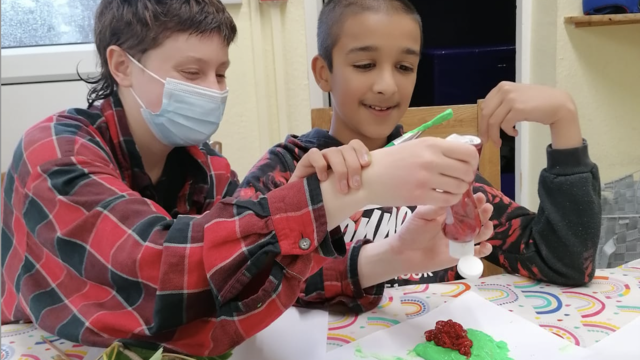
[127,54,165,83]
[126,53,165,111]
[129,87,147,110]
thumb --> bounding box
[290,165,311,182]
[292,149,328,182]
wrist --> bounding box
[320,180,368,229]
[359,151,384,206]
[357,238,406,288]
[549,100,582,149]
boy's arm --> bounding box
[234,144,297,199]
[477,140,601,286]
[478,82,601,286]
[1,122,367,356]
[236,143,385,313]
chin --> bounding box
[361,124,398,143]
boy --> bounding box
[1,0,492,356]
[241,0,602,288]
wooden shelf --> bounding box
[565,13,640,28]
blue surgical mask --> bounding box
[127,54,228,147]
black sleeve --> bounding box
[475,140,601,286]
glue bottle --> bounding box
[443,134,484,280]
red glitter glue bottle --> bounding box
[443,134,484,280]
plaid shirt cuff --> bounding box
[268,174,346,258]
[345,239,385,305]
[317,239,384,313]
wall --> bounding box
[223,1,313,177]
[523,0,640,208]
[0,1,313,179]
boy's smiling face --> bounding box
[313,11,422,149]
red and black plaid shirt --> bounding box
[1,93,383,356]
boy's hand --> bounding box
[290,139,371,194]
[357,193,494,288]
[363,137,478,208]
[389,193,494,275]
[480,82,582,148]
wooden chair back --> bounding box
[211,141,223,154]
[311,101,504,277]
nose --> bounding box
[204,75,226,91]
[372,67,398,96]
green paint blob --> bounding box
[412,329,513,360]
[354,345,414,360]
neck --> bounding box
[135,133,171,183]
[328,117,388,150]
[120,90,172,183]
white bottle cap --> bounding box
[449,239,475,259]
[446,133,482,146]
[446,133,466,143]
[457,255,484,280]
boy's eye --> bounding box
[216,73,227,79]
[181,70,201,78]
[397,64,415,73]
[353,63,375,70]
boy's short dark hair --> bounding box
[85,0,237,105]
[317,0,422,72]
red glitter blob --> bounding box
[424,320,473,358]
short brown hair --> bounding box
[318,0,422,72]
[85,0,237,106]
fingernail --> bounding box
[341,180,349,193]
[352,176,361,188]
[361,152,369,163]
[319,172,327,181]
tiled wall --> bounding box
[598,172,640,268]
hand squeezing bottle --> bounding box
[443,134,484,280]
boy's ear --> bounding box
[107,45,133,88]
[311,54,332,93]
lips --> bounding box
[364,103,397,111]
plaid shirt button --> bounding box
[298,238,311,250]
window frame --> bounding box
[0,0,242,85]
[1,44,99,85]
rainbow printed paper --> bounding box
[325,292,593,360]
[2,268,639,359]
[326,267,640,353]
[1,324,90,360]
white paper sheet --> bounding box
[325,291,593,360]
[230,307,328,360]
[80,308,327,360]
[84,347,106,360]
[585,315,640,360]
